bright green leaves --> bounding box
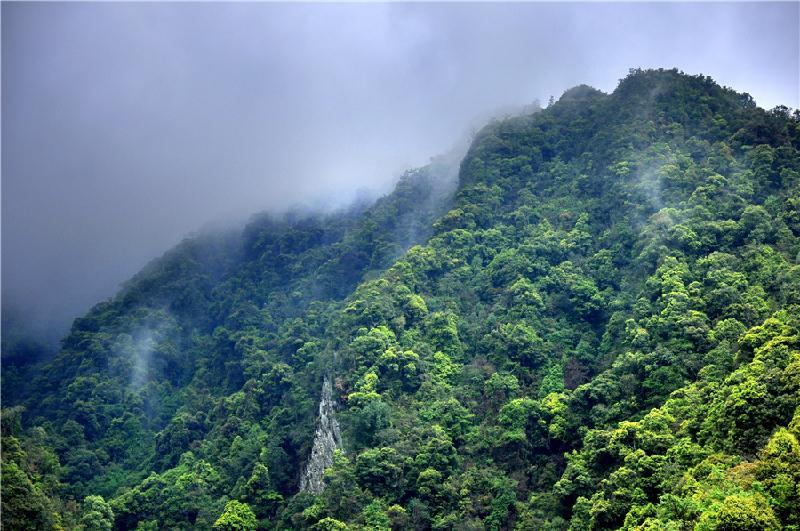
[213,500,257,530]
[80,495,115,531]
[347,372,381,407]
[755,425,800,526]
[696,492,781,531]
[347,326,397,373]
[559,311,800,529]
[376,347,420,392]
[424,311,462,358]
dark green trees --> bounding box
[3,69,799,529]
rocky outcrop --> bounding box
[299,376,342,494]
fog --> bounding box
[2,2,798,346]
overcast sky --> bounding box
[3,2,799,344]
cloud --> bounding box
[2,2,798,344]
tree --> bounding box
[213,500,256,531]
[80,495,114,531]
[696,493,780,531]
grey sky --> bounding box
[3,2,799,344]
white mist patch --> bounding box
[129,329,157,389]
[635,165,665,212]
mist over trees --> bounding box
[3,2,797,350]
[2,69,800,530]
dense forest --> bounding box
[3,69,800,530]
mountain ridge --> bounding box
[3,68,799,530]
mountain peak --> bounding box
[558,84,605,103]
[4,70,799,531]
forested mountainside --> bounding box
[3,68,800,530]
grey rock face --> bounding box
[299,376,342,494]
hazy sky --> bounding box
[3,2,799,344]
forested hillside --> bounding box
[3,69,800,530]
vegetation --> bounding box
[3,69,799,530]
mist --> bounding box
[2,2,798,346]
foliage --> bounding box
[213,501,257,531]
[3,69,800,529]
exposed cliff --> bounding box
[299,376,343,495]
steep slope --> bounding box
[299,69,800,531]
[3,69,800,530]
[2,159,458,529]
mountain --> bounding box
[3,68,799,530]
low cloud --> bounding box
[2,2,798,345]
